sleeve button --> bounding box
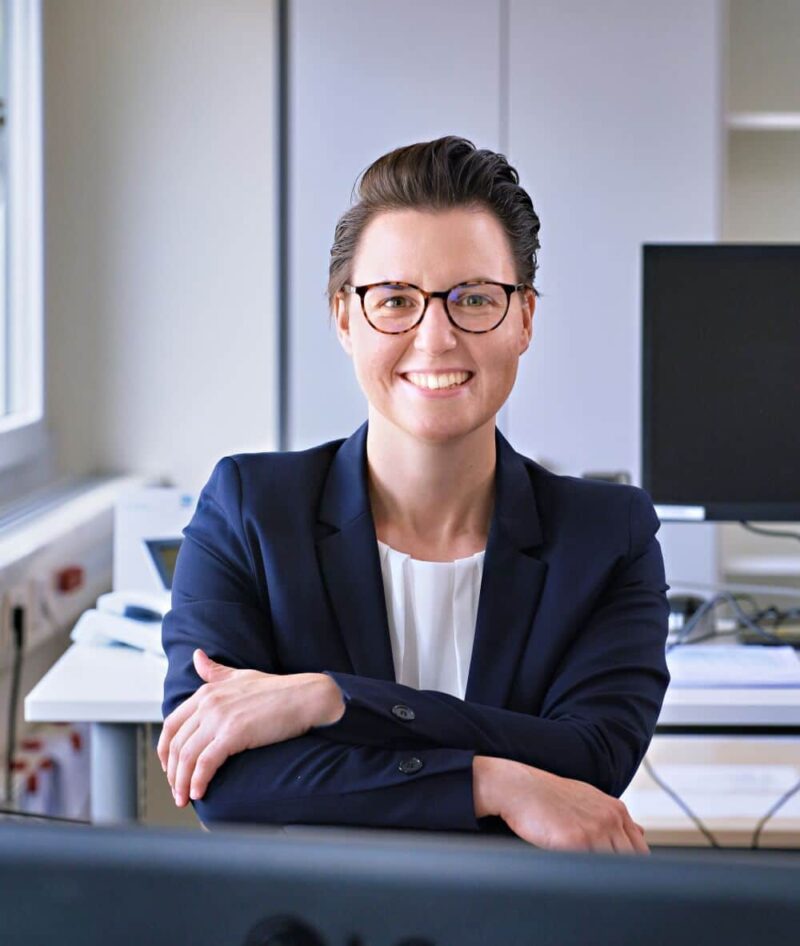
[398,756,423,775]
[391,703,416,721]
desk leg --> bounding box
[90,722,138,823]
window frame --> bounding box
[0,0,47,476]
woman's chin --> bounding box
[389,411,488,446]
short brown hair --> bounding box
[326,135,541,313]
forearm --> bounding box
[312,671,644,795]
[192,733,480,832]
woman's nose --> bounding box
[413,298,458,354]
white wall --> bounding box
[43,0,279,494]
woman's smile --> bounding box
[400,369,475,396]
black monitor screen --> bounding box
[642,244,800,521]
[144,538,182,590]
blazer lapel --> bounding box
[465,429,548,707]
[315,421,549,703]
[315,421,396,682]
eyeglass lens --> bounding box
[363,283,508,333]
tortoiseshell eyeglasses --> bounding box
[342,280,527,334]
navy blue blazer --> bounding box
[161,421,670,833]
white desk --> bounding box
[25,642,800,828]
[25,645,165,822]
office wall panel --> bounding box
[288,0,502,448]
[505,0,723,483]
[504,0,724,588]
[44,0,279,493]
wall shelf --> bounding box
[727,112,800,131]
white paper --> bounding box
[666,644,800,687]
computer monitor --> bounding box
[642,244,800,522]
[144,537,182,591]
[2,820,800,945]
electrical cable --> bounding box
[666,590,787,653]
[641,756,720,848]
[739,522,800,543]
[4,605,25,805]
[0,806,90,825]
[750,776,800,850]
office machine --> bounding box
[2,821,800,945]
[70,487,196,655]
[112,486,195,592]
[642,244,800,523]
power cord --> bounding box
[739,522,800,543]
[750,776,800,849]
[4,605,26,805]
[0,806,90,825]
[666,590,787,652]
[641,756,720,848]
[643,755,800,850]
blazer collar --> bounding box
[316,420,548,706]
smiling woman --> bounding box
[159,136,670,854]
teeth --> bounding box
[405,371,471,390]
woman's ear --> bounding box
[333,291,353,357]
[518,287,535,355]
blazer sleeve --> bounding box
[161,457,479,831]
[314,486,671,798]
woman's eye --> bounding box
[382,296,411,308]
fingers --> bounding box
[627,819,651,855]
[157,691,201,770]
[612,808,649,855]
[609,828,636,854]
[193,648,232,682]
[591,835,617,853]
[172,723,211,806]
[189,739,231,801]
[167,713,201,794]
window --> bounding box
[0,0,46,475]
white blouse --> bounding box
[377,539,486,700]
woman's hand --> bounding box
[157,650,343,807]
[473,756,649,854]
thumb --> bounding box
[193,648,233,681]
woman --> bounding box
[158,136,669,854]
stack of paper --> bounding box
[666,644,800,687]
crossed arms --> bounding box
[160,461,670,832]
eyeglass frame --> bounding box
[341,279,529,335]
